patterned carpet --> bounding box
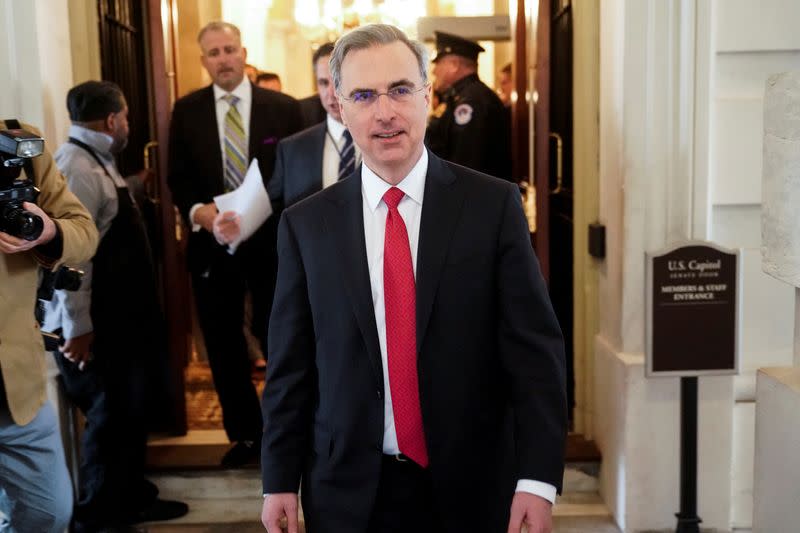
[185,363,266,430]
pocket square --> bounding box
[262,136,279,145]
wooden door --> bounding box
[547,0,576,423]
[520,0,576,424]
[97,0,189,434]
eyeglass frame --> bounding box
[337,83,430,106]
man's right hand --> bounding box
[262,493,299,533]
[61,331,94,371]
[193,202,219,233]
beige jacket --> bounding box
[0,121,99,425]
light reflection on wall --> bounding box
[293,0,427,40]
[454,0,495,90]
[222,0,271,70]
[192,0,502,98]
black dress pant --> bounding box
[366,455,442,533]
[55,345,156,531]
[191,246,266,443]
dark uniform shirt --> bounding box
[425,73,512,181]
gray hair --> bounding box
[329,24,429,92]
[197,21,241,46]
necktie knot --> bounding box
[342,129,352,146]
[383,187,404,211]
[223,93,240,106]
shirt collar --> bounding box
[68,124,114,160]
[213,77,251,102]
[326,114,347,141]
[362,148,428,212]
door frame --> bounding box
[570,0,600,438]
[524,0,600,438]
[145,0,189,434]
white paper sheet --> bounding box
[213,158,272,253]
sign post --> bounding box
[646,241,740,533]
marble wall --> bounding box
[762,72,800,288]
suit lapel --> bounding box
[313,123,326,189]
[322,171,384,386]
[248,82,264,159]
[200,86,223,189]
[416,153,464,353]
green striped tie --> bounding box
[223,94,247,191]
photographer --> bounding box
[42,81,187,532]
[0,120,99,532]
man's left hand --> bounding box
[0,202,57,254]
[212,210,241,245]
[506,492,553,533]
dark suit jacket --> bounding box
[298,94,326,129]
[167,82,304,273]
[268,122,327,208]
[261,152,567,532]
[269,122,328,207]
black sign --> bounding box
[646,242,740,377]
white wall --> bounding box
[706,0,800,526]
[0,0,75,145]
[591,0,800,530]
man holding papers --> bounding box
[167,20,302,467]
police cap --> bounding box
[432,31,485,63]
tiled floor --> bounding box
[185,363,265,431]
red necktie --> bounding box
[383,187,428,468]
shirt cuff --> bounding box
[188,203,204,232]
[515,479,557,504]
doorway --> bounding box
[547,0,575,425]
[97,0,190,434]
[523,0,600,453]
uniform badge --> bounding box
[453,103,473,125]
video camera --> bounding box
[0,127,45,241]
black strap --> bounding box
[67,137,116,183]
[3,118,35,182]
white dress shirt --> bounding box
[323,114,360,189]
[190,78,252,230]
[360,149,557,504]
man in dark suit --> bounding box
[167,21,303,467]
[261,24,566,533]
[269,42,358,208]
[298,94,326,129]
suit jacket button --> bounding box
[377,389,382,400]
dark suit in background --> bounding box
[298,94,326,128]
[268,122,328,209]
[262,154,567,531]
[168,83,303,445]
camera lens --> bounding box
[1,204,44,241]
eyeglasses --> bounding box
[339,84,428,107]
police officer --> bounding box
[426,31,512,180]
